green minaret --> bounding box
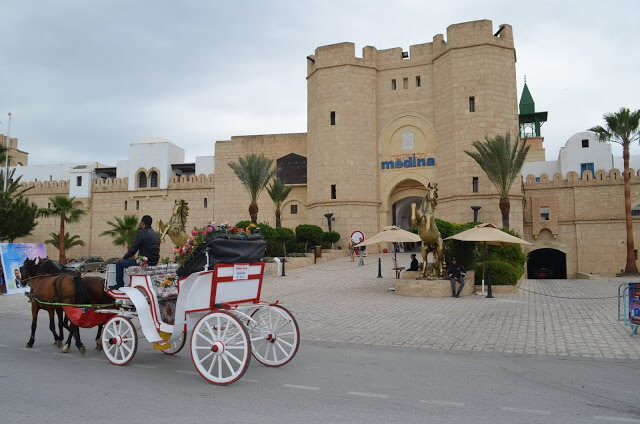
[519,79,548,137]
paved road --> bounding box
[1,314,638,424]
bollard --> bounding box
[281,257,286,276]
[377,257,382,278]
[273,257,282,276]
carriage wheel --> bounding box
[190,311,251,385]
[248,305,300,367]
[102,316,138,366]
[161,331,186,355]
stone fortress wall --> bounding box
[523,168,640,275]
[20,175,215,261]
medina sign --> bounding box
[381,154,435,170]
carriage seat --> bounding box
[125,264,179,299]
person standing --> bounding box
[114,215,160,289]
[447,257,466,298]
[349,241,355,262]
[358,245,366,266]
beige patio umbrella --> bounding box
[444,223,531,298]
[356,226,421,279]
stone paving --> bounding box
[2,253,639,360]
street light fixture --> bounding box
[4,112,11,192]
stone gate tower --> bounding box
[306,43,380,241]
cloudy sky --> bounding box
[1,1,638,166]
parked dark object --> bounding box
[177,235,266,277]
[534,267,554,279]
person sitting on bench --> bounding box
[408,254,419,271]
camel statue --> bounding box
[157,199,189,247]
[411,183,445,279]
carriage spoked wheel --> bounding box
[190,311,251,385]
[102,316,138,366]
[248,305,300,367]
[161,331,187,355]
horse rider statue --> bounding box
[157,199,189,247]
[411,183,446,279]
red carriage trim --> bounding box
[62,306,116,328]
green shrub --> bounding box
[295,224,323,250]
[322,231,340,244]
[475,260,520,285]
[256,223,275,239]
[235,220,252,230]
[270,227,296,256]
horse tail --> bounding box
[72,273,91,304]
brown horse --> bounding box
[20,258,71,348]
[60,273,114,353]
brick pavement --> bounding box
[2,253,638,360]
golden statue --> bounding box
[157,199,189,247]
[411,183,445,279]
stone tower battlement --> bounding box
[306,20,514,75]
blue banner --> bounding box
[0,243,48,295]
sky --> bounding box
[1,0,639,166]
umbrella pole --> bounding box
[394,244,398,279]
[484,241,494,298]
[482,242,487,292]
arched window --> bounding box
[138,171,147,188]
[149,171,158,188]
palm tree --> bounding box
[38,195,87,264]
[45,232,85,251]
[0,168,31,195]
[228,154,276,223]
[267,177,293,228]
[100,214,139,248]
[589,107,640,274]
[465,132,529,229]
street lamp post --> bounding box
[4,112,12,192]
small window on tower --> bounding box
[391,79,396,90]
[291,204,298,215]
[204,198,208,208]
[469,96,475,112]
[416,76,421,87]
[136,200,140,211]
[124,200,128,211]
[582,139,589,148]
[331,184,336,200]
[472,177,479,193]
[330,111,335,126]
[403,78,408,89]
[540,206,550,221]
[76,176,82,186]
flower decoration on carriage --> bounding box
[172,221,261,266]
[160,275,175,288]
[136,255,148,268]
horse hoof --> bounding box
[61,345,70,353]
[95,343,102,351]
[79,346,86,355]
[55,340,62,347]
[25,343,33,349]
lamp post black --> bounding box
[471,206,481,223]
[324,213,333,232]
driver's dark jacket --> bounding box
[124,227,160,265]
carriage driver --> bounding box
[114,215,160,290]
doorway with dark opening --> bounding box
[527,248,567,279]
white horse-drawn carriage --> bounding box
[99,241,299,385]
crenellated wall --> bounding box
[523,168,640,276]
[16,175,215,262]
